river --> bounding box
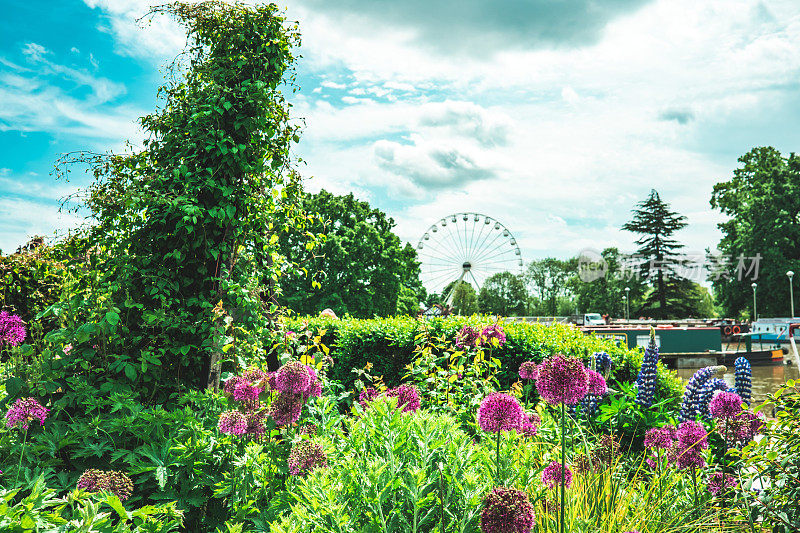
[676,362,799,405]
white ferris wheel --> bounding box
[416,212,523,302]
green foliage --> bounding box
[739,380,800,533]
[525,258,577,316]
[277,190,423,318]
[286,315,684,402]
[570,247,647,318]
[0,476,183,532]
[710,146,800,317]
[478,271,527,316]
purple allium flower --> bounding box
[386,384,421,413]
[244,409,267,437]
[232,381,260,402]
[77,469,134,501]
[481,324,507,348]
[478,393,524,433]
[696,378,731,420]
[218,410,248,435]
[275,361,312,394]
[288,440,328,476]
[267,372,277,391]
[586,369,607,396]
[521,412,541,437]
[4,397,48,430]
[644,425,676,450]
[706,471,738,496]
[358,387,381,409]
[480,487,534,533]
[709,391,743,420]
[672,420,708,469]
[635,329,659,407]
[298,424,318,435]
[731,410,765,444]
[734,357,752,405]
[535,355,589,406]
[541,461,573,489]
[519,361,538,380]
[268,392,303,426]
[0,310,26,347]
[456,325,480,349]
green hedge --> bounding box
[284,315,683,404]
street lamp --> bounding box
[788,271,795,318]
[624,287,630,321]
[751,282,758,322]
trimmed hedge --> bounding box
[284,315,683,404]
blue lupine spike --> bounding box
[734,357,752,405]
[635,328,659,407]
[592,351,613,375]
[697,378,729,419]
[678,366,716,422]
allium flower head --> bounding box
[481,324,507,348]
[358,387,381,409]
[275,361,312,394]
[478,393,524,433]
[456,325,480,349]
[218,410,248,435]
[518,361,538,380]
[5,397,48,430]
[592,434,621,466]
[480,487,534,533]
[521,412,541,437]
[709,391,743,420]
[288,440,328,476]
[535,355,589,405]
[730,410,765,444]
[386,384,421,413]
[586,369,607,396]
[706,471,737,496]
[672,420,708,469]
[0,310,26,347]
[77,469,134,501]
[541,461,573,489]
[269,392,303,426]
[644,425,676,450]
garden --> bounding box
[1,2,799,532]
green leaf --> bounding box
[105,311,120,326]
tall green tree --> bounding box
[524,258,576,316]
[43,2,306,400]
[478,271,527,316]
[450,281,479,315]
[570,248,646,318]
[710,147,800,317]
[278,190,423,318]
[622,190,693,318]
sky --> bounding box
[2,0,800,284]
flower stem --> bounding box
[692,465,698,519]
[14,427,28,487]
[495,429,501,484]
[560,402,566,533]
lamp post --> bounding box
[751,282,758,322]
[788,271,795,318]
[624,286,630,321]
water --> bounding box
[676,362,799,405]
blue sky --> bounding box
[3,0,800,275]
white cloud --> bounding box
[0,195,84,254]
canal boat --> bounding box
[749,317,800,343]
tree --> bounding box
[278,190,423,318]
[450,281,479,315]
[710,147,800,318]
[46,2,305,400]
[478,271,527,316]
[524,258,576,316]
[622,190,694,318]
[570,247,646,318]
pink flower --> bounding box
[456,325,480,349]
[518,361,538,380]
[644,425,676,450]
[386,384,421,413]
[535,355,589,406]
[481,324,507,348]
[358,387,381,409]
[478,393,524,433]
[0,311,26,347]
[521,412,541,437]
[541,461,573,489]
[480,487,534,533]
[706,471,738,496]
[288,440,328,476]
[218,410,248,435]
[709,391,743,420]
[268,392,303,426]
[4,397,48,430]
[275,361,312,394]
[586,369,607,396]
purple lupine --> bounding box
[535,355,589,406]
[0,311,26,347]
[697,378,731,419]
[734,357,752,405]
[4,397,48,430]
[480,487,535,533]
[592,351,613,375]
[541,461,573,489]
[478,393,524,433]
[634,329,659,407]
[288,440,328,476]
[678,366,717,422]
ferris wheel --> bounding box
[416,213,523,301]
